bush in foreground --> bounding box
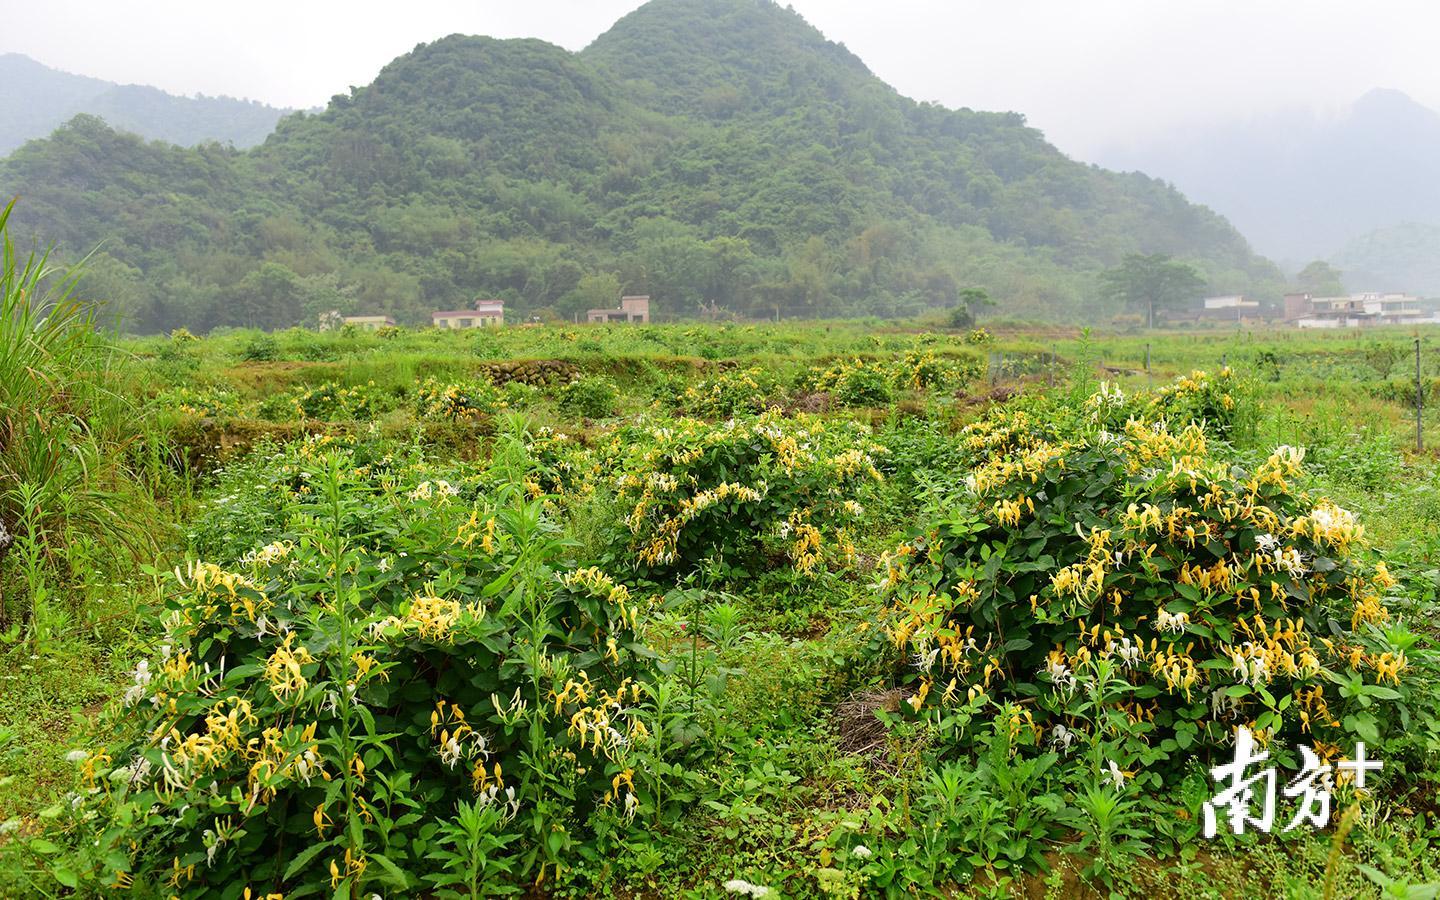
[53,436,658,896]
[878,385,1426,789]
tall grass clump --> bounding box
[0,199,160,636]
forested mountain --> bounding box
[0,53,292,155]
[0,0,1280,333]
[1099,88,1440,271]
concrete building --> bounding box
[342,315,395,331]
[1284,291,1439,328]
[433,299,505,329]
[1200,295,1260,321]
[587,295,650,324]
[318,310,394,331]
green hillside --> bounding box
[0,0,1280,332]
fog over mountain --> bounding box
[1098,88,1440,285]
[0,53,294,155]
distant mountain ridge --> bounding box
[1332,222,1440,296]
[0,53,293,154]
[0,0,1279,332]
[1098,88,1440,272]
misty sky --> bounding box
[5,0,1440,160]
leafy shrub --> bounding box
[60,437,658,895]
[673,367,780,417]
[978,368,1250,447]
[415,376,507,421]
[877,399,1423,786]
[241,333,279,362]
[610,412,884,578]
[1146,367,1249,438]
[892,350,963,391]
[800,358,894,407]
[289,380,386,420]
[157,385,244,418]
[874,415,969,518]
[521,425,600,506]
[557,376,620,419]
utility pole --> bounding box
[1417,337,1424,452]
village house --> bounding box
[587,294,650,324]
[318,310,395,331]
[1173,295,1261,324]
[433,299,505,329]
[342,314,395,331]
[1283,291,1439,328]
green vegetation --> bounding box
[2,295,1440,897]
[0,0,1281,334]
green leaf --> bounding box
[284,839,334,881]
[368,852,411,888]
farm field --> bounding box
[3,307,1440,897]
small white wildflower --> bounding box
[65,749,89,763]
[852,844,873,859]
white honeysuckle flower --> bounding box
[1156,608,1190,634]
[123,659,153,706]
[1105,760,1127,790]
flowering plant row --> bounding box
[798,352,980,407]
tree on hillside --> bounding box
[1101,254,1206,329]
[947,287,993,328]
[558,272,622,322]
[1296,260,1345,296]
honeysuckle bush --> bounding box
[414,375,509,422]
[876,383,1432,789]
[607,411,886,580]
[971,367,1251,457]
[257,380,391,422]
[798,353,981,409]
[156,385,246,418]
[671,366,782,417]
[798,358,894,407]
[556,375,620,419]
[51,432,664,896]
